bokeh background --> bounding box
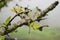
[0,0,60,40]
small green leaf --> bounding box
[4,16,11,25]
[29,22,41,30]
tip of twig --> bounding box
[55,1,59,5]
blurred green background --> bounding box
[9,26,60,40]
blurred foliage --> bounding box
[0,0,7,10]
[0,0,13,10]
[0,35,5,40]
[10,27,60,39]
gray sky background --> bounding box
[0,0,60,27]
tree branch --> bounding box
[0,1,59,35]
[36,1,59,21]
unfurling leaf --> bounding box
[11,6,23,13]
[28,13,32,18]
[29,22,41,30]
[11,8,16,12]
[4,16,11,25]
